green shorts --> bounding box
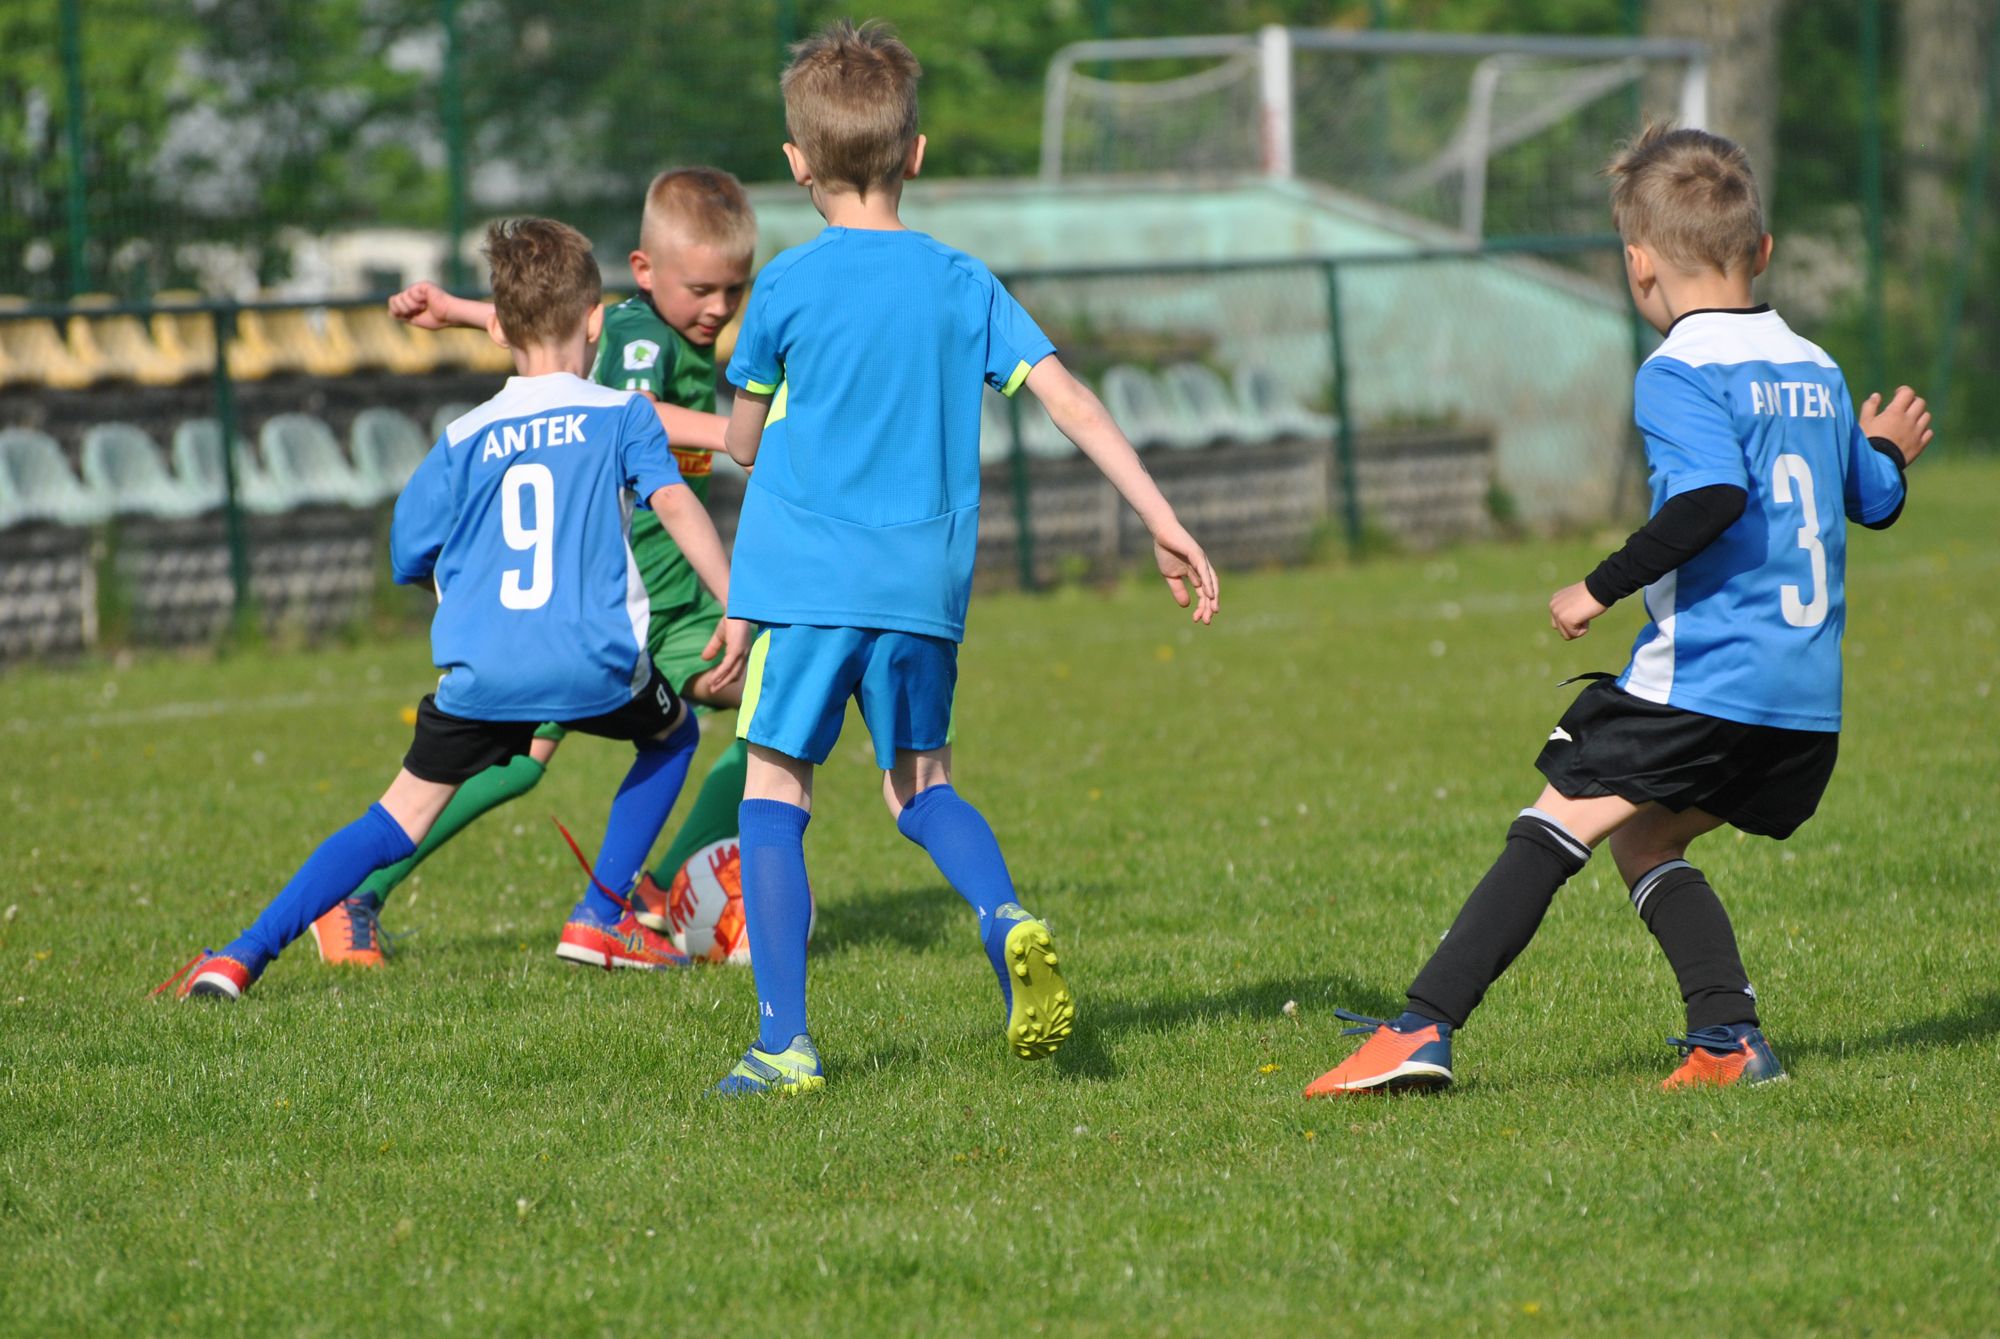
[534,592,726,743]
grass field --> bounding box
[3,460,1997,1337]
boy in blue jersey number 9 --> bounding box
[1307,126,1931,1097]
[161,219,746,1000]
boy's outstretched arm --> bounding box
[388,281,493,332]
[1026,357,1217,623]
[647,483,748,687]
[654,402,729,452]
[724,389,771,468]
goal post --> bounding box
[1042,28,1710,241]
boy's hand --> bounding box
[1152,522,1219,625]
[388,281,457,330]
[700,616,752,691]
[1549,581,1607,640]
[1858,386,1934,466]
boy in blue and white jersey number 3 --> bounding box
[165,219,746,1000]
[1308,126,1930,1097]
[710,21,1218,1095]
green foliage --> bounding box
[2,460,1997,1335]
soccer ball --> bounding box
[662,838,816,965]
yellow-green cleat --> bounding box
[1001,916,1074,1060]
[713,1034,826,1097]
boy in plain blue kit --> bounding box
[712,21,1219,1094]
[164,219,746,999]
[1307,127,1931,1096]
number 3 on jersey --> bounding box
[1772,453,1828,628]
[501,462,555,610]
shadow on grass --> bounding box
[1785,989,2000,1067]
[810,880,1115,958]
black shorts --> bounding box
[1535,679,1838,839]
[402,669,685,785]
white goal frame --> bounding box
[1040,27,1710,238]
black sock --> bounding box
[1631,861,1758,1032]
[1405,809,1593,1029]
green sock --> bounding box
[358,754,546,908]
[650,736,748,881]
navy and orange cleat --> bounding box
[1660,1023,1786,1090]
[311,894,390,966]
[153,950,260,1002]
[555,905,690,971]
[629,871,674,937]
[1304,1009,1454,1097]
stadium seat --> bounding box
[0,427,109,527]
[349,407,430,501]
[81,422,208,519]
[432,324,514,374]
[345,307,443,375]
[430,402,477,439]
[0,301,95,391]
[1101,365,1183,450]
[1233,363,1335,441]
[68,295,192,386]
[1160,362,1246,446]
[256,307,359,378]
[171,418,294,515]
[979,389,1014,465]
[260,412,375,507]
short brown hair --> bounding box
[640,167,758,261]
[483,217,602,348]
[1605,124,1765,275]
[781,19,921,197]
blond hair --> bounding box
[639,167,758,261]
[483,217,601,349]
[781,19,921,197]
[1605,124,1766,275]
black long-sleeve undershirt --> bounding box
[1582,438,1911,607]
[1583,484,1747,607]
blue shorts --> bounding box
[735,625,957,770]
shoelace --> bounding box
[550,815,633,915]
[1667,1026,1746,1055]
[149,950,207,998]
[345,899,388,957]
[1334,1008,1394,1036]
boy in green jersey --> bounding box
[333,168,757,970]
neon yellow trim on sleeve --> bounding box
[1000,360,1033,397]
[735,630,774,740]
[742,379,779,395]
[766,381,788,427]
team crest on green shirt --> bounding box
[623,339,660,370]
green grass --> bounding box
[4,460,1998,1337]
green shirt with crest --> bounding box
[589,294,718,615]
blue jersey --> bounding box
[1617,308,1905,732]
[390,373,684,721]
[725,228,1056,641]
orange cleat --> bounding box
[630,871,675,936]
[311,894,390,966]
[554,907,690,970]
[153,950,259,1001]
[1304,1009,1454,1097]
[1660,1025,1786,1090]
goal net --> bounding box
[1043,30,1707,242]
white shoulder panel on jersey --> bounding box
[445,373,639,448]
[1645,310,1839,372]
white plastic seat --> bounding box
[1101,364,1185,450]
[0,427,109,526]
[1162,362,1251,446]
[430,402,476,440]
[1233,363,1335,441]
[260,412,375,507]
[172,418,294,515]
[349,407,431,501]
[978,388,1014,465]
[81,422,207,518]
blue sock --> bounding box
[225,803,416,972]
[739,799,813,1052]
[575,710,701,923]
[897,785,1029,1005]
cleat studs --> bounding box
[1014,963,1029,979]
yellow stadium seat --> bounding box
[221,308,282,381]
[149,291,220,380]
[257,306,359,378]
[69,294,191,386]
[0,296,94,390]
[433,324,514,374]
[343,306,442,374]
